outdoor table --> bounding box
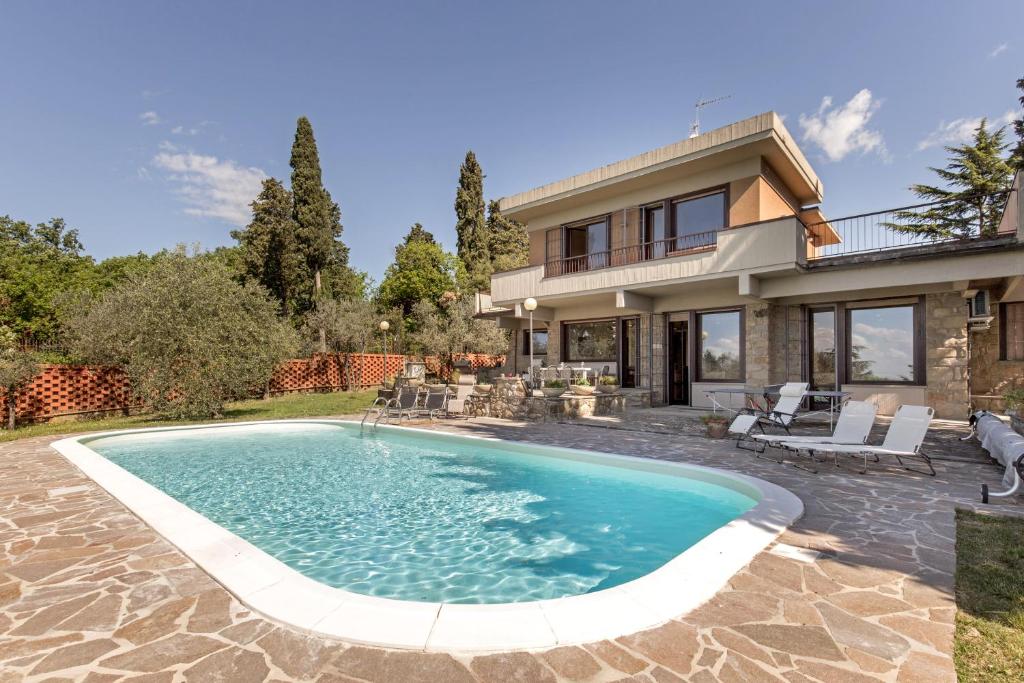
[568,366,592,383]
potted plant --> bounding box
[701,413,731,439]
[473,377,493,395]
[597,375,620,393]
[571,376,596,396]
[541,379,566,397]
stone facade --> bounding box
[970,301,1024,412]
[744,303,789,386]
[925,292,970,419]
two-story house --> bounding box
[482,112,1024,419]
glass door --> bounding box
[668,320,688,405]
[619,318,639,388]
[808,307,837,408]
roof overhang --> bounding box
[498,112,823,223]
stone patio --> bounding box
[0,411,1016,682]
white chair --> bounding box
[750,400,877,464]
[729,382,809,452]
[779,405,935,475]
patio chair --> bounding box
[416,385,451,420]
[379,385,422,424]
[778,404,935,475]
[729,382,809,452]
[750,400,877,465]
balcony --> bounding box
[804,191,1017,263]
[491,216,807,305]
[543,230,720,278]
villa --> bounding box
[483,112,1024,419]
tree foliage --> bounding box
[377,225,459,316]
[63,251,298,419]
[290,116,347,296]
[486,200,529,272]
[410,293,507,374]
[231,178,306,316]
[0,325,39,429]
[454,151,491,292]
[887,120,1014,239]
[1012,77,1024,171]
[0,215,148,346]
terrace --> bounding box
[0,409,1015,682]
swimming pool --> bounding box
[54,421,802,650]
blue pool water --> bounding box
[86,422,756,604]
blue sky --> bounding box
[2,1,1021,282]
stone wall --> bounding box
[745,303,789,386]
[970,301,1024,412]
[925,292,969,419]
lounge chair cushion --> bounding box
[729,414,758,436]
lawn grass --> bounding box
[954,509,1024,682]
[0,389,379,443]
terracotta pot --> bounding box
[541,387,566,398]
[705,421,730,439]
[571,385,596,396]
[597,383,620,394]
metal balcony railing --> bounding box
[804,191,1014,260]
[543,229,720,277]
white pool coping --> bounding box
[51,419,804,653]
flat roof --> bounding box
[498,112,823,218]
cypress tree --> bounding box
[486,200,529,273]
[1012,77,1024,170]
[290,117,345,351]
[231,178,305,316]
[887,120,1014,239]
[454,151,491,292]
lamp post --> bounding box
[379,320,390,386]
[524,298,537,392]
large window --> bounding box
[671,191,726,251]
[563,320,617,362]
[846,304,918,383]
[522,329,548,356]
[1002,303,1024,361]
[696,310,743,381]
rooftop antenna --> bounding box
[689,95,732,138]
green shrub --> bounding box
[598,374,619,385]
[546,379,566,389]
[1004,388,1024,412]
[63,251,297,419]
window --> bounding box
[696,310,743,381]
[1002,303,1024,361]
[563,320,617,362]
[643,204,666,259]
[619,318,639,387]
[846,304,919,383]
[671,191,726,251]
[563,218,609,271]
[522,329,548,356]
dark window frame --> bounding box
[694,307,746,383]
[618,316,640,388]
[669,186,729,242]
[843,297,925,386]
[561,317,619,363]
[1001,302,1024,361]
[561,214,611,259]
[522,328,549,356]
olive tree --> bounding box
[64,252,298,419]
[0,326,39,429]
[410,293,507,377]
[301,298,379,388]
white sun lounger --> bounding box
[750,400,877,464]
[779,405,935,475]
[729,382,809,452]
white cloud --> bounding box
[917,110,1017,150]
[989,42,1008,58]
[152,151,266,226]
[158,140,178,152]
[798,89,887,162]
[139,111,161,126]
[171,125,200,136]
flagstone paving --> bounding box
[0,414,1015,682]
